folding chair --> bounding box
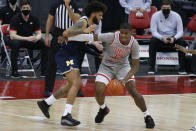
[0,25,37,78]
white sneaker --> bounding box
[190,125,196,131]
[178,71,187,75]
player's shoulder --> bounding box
[78,16,88,23]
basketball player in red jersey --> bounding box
[69,23,155,128]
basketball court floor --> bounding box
[0,75,196,131]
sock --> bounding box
[45,95,56,105]
[100,103,106,109]
[144,109,150,118]
[63,104,73,116]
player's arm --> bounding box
[95,33,114,44]
[64,0,81,23]
[62,19,96,37]
[122,40,140,86]
[175,44,196,54]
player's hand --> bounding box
[45,35,51,47]
[175,44,187,53]
[120,79,127,87]
[64,0,71,6]
[92,41,103,51]
[58,36,68,44]
[162,36,169,44]
[84,25,96,34]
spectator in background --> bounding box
[0,0,20,63]
[9,0,47,77]
[175,44,196,75]
[119,0,152,22]
[0,0,19,25]
[148,0,187,75]
[43,0,81,97]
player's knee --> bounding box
[95,84,105,97]
[72,77,82,88]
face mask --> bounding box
[93,16,99,25]
[162,9,170,16]
[9,0,17,5]
[22,10,31,16]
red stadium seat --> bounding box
[1,24,10,35]
[133,34,152,39]
[129,11,150,29]
[129,7,157,40]
[148,6,157,20]
[187,14,196,32]
[183,14,196,41]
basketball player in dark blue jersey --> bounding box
[37,1,107,127]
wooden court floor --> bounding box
[0,94,196,131]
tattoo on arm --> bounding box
[67,20,86,35]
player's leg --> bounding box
[60,69,82,126]
[37,79,71,119]
[125,80,155,128]
[116,65,155,128]
[94,74,110,123]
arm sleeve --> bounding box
[174,14,183,40]
[131,40,140,59]
[150,14,162,40]
[98,33,115,44]
[143,0,152,10]
[10,16,18,32]
[33,17,41,32]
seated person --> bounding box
[9,0,47,77]
[175,44,196,75]
[0,0,20,62]
[148,0,187,75]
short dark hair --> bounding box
[20,0,31,8]
[84,0,107,17]
[120,23,132,31]
[161,0,171,6]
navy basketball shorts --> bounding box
[55,47,79,76]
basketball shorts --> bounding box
[55,47,79,76]
[95,63,135,86]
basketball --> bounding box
[107,79,125,96]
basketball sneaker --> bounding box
[190,125,196,131]
[61,113,80,126]
[95,106,110,123]
[37,100,50,119]
[145,115,155,128]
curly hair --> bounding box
[84,0,107,17]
